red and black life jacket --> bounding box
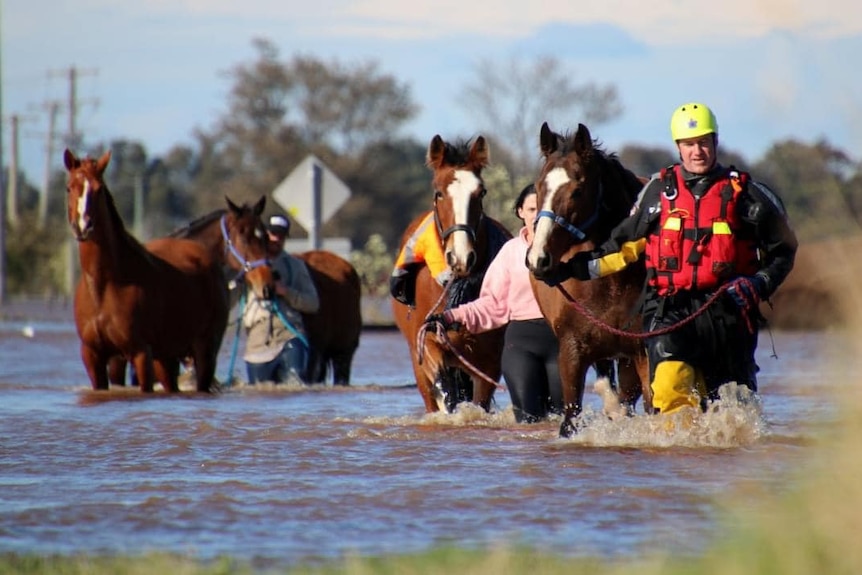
[645,165,759,296]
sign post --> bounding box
[272,155,351,252]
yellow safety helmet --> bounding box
[670,102,718,141]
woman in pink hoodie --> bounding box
[435,184,562,423]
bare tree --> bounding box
[460,55,621,178]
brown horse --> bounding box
[65,149,229,393]
[296,250,362,385]
[392,135,512,413]
[105,196,276,387]
[525,123,653,436]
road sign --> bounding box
[271,154,351,232]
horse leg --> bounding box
[131,349,155,393]
[616,358,643,415]
[331,350,354,386]
[153,358,180,393]
[81,344,109,390]
[558,355,590,438]
[107,355,128,386]
[634,353,654,414]
[438,367,471,413]
[594,359,617,389]
[191,343,217,393]
[469,371,496,413]
[411,352,441,413]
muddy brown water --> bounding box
[0,299,848,566]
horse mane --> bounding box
[168,209,227,239]
[557,132,644,204]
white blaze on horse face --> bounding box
[527,167,570,268]
[76,179,91,234]
[446,169,480,267]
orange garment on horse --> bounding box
[390,211,451,306]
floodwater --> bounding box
[0,299,851,567]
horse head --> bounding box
[64,149,112,242]
[426,135,490,278]
[527,122,626,280]
[224,195,275,301]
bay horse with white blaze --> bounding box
[526,123,653,436]
[392,135,511,413]
[65,149,229,393]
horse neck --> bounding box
[591,158,638,240]
[472,217,491,269]
[175,211,227,264]
[78,191,150,287]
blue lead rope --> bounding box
[271,301,310,350]
[223,289,310,387]
[224,289,247,387]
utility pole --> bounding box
[47,65,98,298]
[5,115,18,229]
[48,65,98,152]
[39,101,61,228]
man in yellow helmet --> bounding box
[543,102,798,415]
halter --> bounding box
[432,189,484,244]
[220,215,269,281]
[536,178,604,242]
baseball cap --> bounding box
[268,215,290,236]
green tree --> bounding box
[186,38,421,250]
[350,233,394,297]
[754,139,860,241]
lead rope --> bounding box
[415,281,504,391]
[555,281,741,338]
[224,288,247,387]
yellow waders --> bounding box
[651,360,706,414]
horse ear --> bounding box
[573,123,593,155]
[470,136,490,168]
[427,135,445,169]
[225,195,240,214]
[539,122,558,158]
[253,195,266,216]
[95,150,112,175]
[63,149,78,171]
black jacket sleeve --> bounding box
[739,180,798,297]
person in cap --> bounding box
[241,213,320,384]
[541,102,797,415]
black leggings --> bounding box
[501,319,562,423]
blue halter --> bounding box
[536,179,603,242]
[220,215,270,281]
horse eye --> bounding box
[434,190,443,201]
[479,187,487,198]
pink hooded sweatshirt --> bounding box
[446,227,543,333]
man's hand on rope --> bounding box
[726,274,768,310]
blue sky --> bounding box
[4,0,862,184]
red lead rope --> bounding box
[415,282,505,390]
[554,280,756,339]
